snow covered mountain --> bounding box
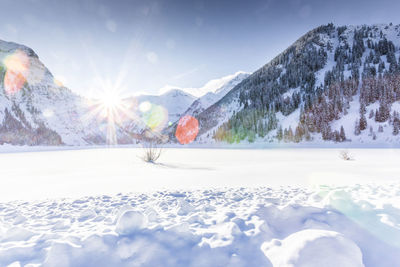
[168,23,400,145]
[181,71,250,117]
[0,37,249,146]
[125,89,197,124]
[119,73,250,141]
[0,40,107,145]
[5,23,400,147]
[116,89,197,142]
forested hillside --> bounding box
[191,23,400,144]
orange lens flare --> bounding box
[175,115,199,144]
[4,70,26,95]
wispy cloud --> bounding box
[172,65,205,81]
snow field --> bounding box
[0,148,399,266]
[0,148,400,201]
[0,184,399,266]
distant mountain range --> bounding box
[2,23,400,146]
[0,40,248,145]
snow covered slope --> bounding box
[125,89,196,124]
[176,23,400,145]
[0,40,105,145]
[182,71,250,117]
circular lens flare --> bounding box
[139,101,151,113]
[4,71,26,95]
[4,50,29,73]
[175,115,199,144]
[3,50,30,95]
[142,104,168,131]
[54,75,66,87]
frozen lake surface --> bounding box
[0,148,399,266]
[0,148,399,201]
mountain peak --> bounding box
[0,39,38,59]
[161,88,196,99]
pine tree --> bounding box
[294,125,303,143]
[375,109,380,122]
[333,130,341,142]
[322,125,332,140]
[340,126,346,141]
[288,126,294,141]
[376,100,390,122]
[276,125,283,141]
[393,124,399,135]
[392,111,400,136]
[354,120,361,135]
[360,102,366,115]
[359,114,367,131]
[248,130,256,143]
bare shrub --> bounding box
[139,129,169,163]
[141,140,163,163]
[339,150,353,161]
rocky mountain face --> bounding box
[170,23,400,145]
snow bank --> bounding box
[1,184,400,266]
[261,229,364,267]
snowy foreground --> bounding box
[0,148,399,266]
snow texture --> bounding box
[1,184,399,267]
[0,148,399,266]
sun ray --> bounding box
[83,76,169,145]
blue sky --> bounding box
[0,0,399,97]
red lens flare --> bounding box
[3,50,30,95]
[4,70,26,95]
[175,115,199,144]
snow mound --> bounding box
[116,210,148,235]
[261,229,364,267]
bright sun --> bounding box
[99,90,122,110]
[87,88,127,145]
[84,77,161,146]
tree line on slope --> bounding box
[214,24,400,143]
